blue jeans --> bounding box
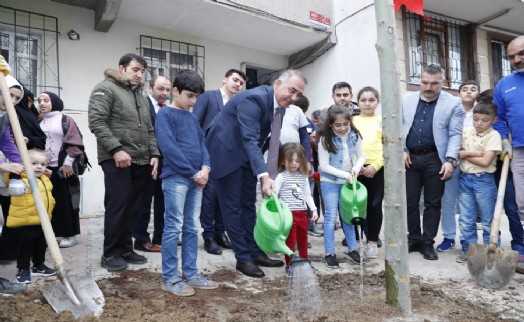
[458,172,497,252]
[161,175,202,283]
[321,181,357,254]
[440,166,460,240]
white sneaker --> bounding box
[59,237,76,248]
[366,242,378,259]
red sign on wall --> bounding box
[310,11,331,29]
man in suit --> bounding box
[133,75,171,252]
[402,64,464,261]
[206,69,307,277]
[193,69,247,255]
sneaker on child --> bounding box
[183,274,218,290]
[456,251,468,263]
[31,264,56,277]
[16,269,31,284]
[436,238,455,252]
[325,253,339,269]
[162,280,195,297]
[0,277,27,295]
[366,243,378,259]
[347,250,362,264]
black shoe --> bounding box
[408,241,421,253]
[204,239,222,255]
[419,243,438,260]
[342,238,347,247]
[122,251,148,264]
[325,254,339,269]
[377,239,382,248]
[236,261,265,278]
[214,234,232,249]
[347,250,362,264]
[253,254,284,267]
[101,255,128,271]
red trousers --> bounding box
[285,210,309,267]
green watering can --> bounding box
[340,177,368,225]
[254,193,310,268]
[254,193,294,256]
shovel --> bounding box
[0,72,104,318]
[467,155,519,289]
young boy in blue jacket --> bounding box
[156,70,218,296]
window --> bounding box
[0,5,60,95]
[491,40,512,87]
[140,35,205,85]
[404,11,476,90]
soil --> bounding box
[0,268,519,322]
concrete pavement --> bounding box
[1,211,523,319]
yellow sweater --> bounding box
[5,172,55,228]
[353,115,384,171]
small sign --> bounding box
[309,11,331,29]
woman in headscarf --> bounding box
[38,91,84,248]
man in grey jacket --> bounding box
[402,64,464,261]
[88,53,160,271]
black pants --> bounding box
[359,167,385,242]
[16,226,47,269]
[405,152,445,244]
[200,177,226,240]
[134,164,164,245]
[101,161,150,257]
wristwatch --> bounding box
[445,157,457,167]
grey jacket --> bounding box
[88,70,160,165]
[402,90,464,162]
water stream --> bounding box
[359,235,365,298]
[288,261,322,319]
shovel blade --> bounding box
[41,271,105,319]
[467,243,519,290]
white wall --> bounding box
[300,0,382,114]
[3,0,286,214]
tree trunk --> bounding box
[373,0,412,314]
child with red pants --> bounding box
[275,143,318,275]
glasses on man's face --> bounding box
[32,162,48,167]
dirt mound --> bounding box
[0,269,513,321]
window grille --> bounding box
[139,35,204,84]
[491,40,512,86]
[0,5,60,95]
[404,11,476,90]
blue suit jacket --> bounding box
[193,89,223,133]
[402,91,464,162]
[206,85,275,179]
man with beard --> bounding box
[402,64,464,261]
[89,53,160,271]
[493,35,524,273]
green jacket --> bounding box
[88,70,160,165]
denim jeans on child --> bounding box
[321,181,357,254]
[162,175,202,283]
[440,166,460,240]
[458,172,497,252]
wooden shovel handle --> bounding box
[0,73,64,267]
[489,155,510,247]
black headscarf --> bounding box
[41,91,64,112]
